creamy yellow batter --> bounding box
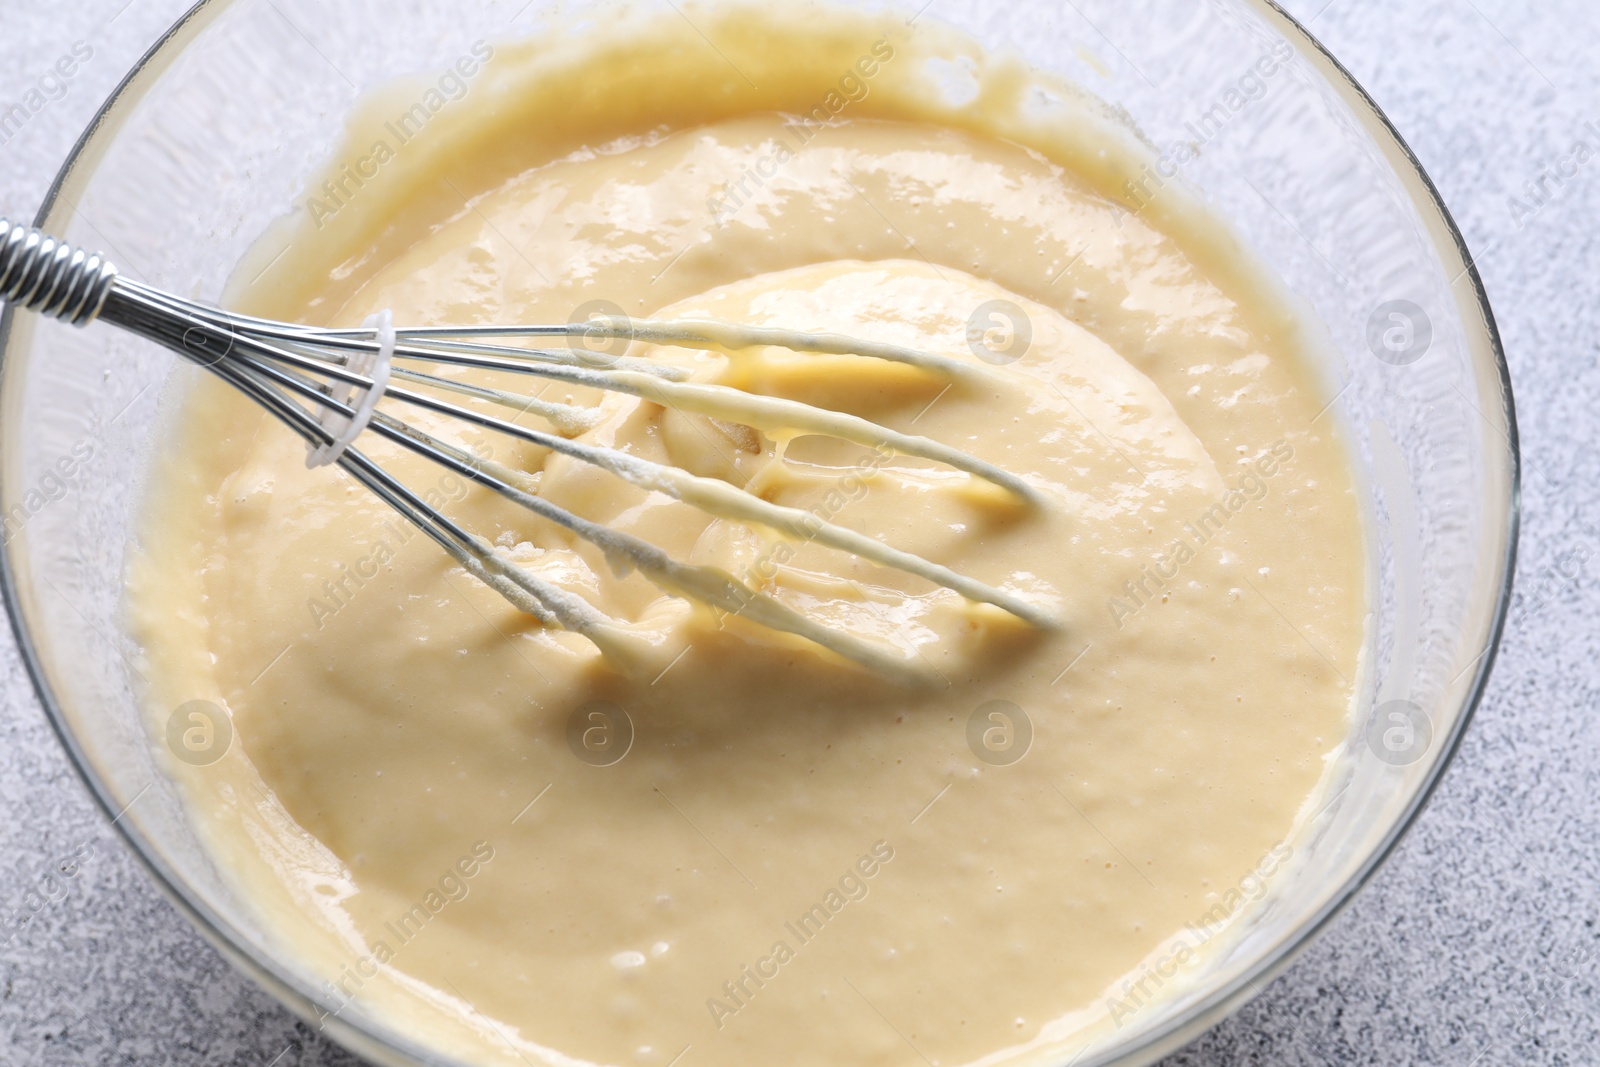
[126,8,1365,1066]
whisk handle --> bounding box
[0,218,119,328]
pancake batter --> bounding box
[126,7,1365,1065]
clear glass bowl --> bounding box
[0,1,1517,1064]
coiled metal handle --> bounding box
[0,218,118,327]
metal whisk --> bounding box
[0,218,1051,676]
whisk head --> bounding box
[2,218,1054,678]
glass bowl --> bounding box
[0,0,1517,1064]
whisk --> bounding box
[0,218,1051,675]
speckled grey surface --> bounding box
[0,0,1596,1064]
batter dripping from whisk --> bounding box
[126,7,1365,1066]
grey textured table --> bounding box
[1,1,1595,1064]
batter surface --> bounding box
[127,8,1365,1066]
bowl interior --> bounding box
[0,1,1515,1064]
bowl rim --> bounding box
[0,0,1521,1064]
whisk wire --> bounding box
[1,217,1053,675]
